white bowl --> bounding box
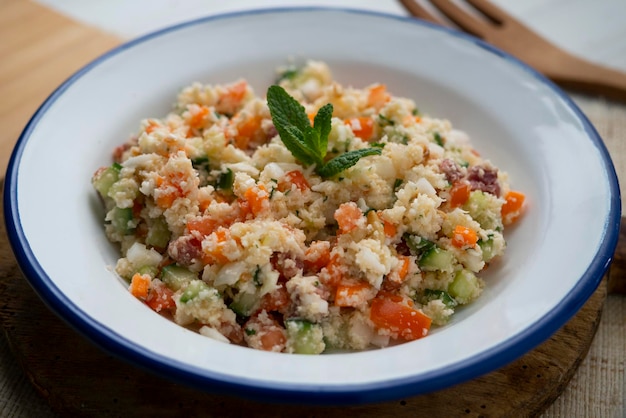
[4,8,620,404]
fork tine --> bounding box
[429,0,489,38]
[465,0,510,25]
[398,0,448,26]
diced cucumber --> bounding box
[285,319,325,355]
[229,291,259,317]
[478,238,495,262]
[160,265,197,291]
[448,269,480,303]
[419,247,455,271]
[423,289,458,308]
[180,280,211,303]
[92,163,122,199]
[463,191,501,230]
[146,217,171,248]
[110,207,134,234]
[136,265,159,278]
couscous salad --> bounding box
[92,61,525,354]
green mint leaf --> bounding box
[282,125,318,166]
[316,147,381,178]
[267,85,311,133]
[267,85,323,166]
[313,103,333,157]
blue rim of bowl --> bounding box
[3,7,621,405]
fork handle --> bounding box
[545,51,626,102]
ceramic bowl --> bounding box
[4,8,620,404]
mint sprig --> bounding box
[267,85,381,179]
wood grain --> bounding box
[0,0,119,176]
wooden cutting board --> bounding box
[0,195,619,417]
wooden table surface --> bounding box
[0,1,624,416]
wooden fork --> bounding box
[399,0,626,102]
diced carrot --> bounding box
[129,273,151,300]
[146,281,175,312]
[188,105,210,129]
[304,241,331,273]
[382,218,397,238]
[402,115,422,126]
[334,202,363,234]
[225,80,248,103]
[202,227,231,264]
[335,282,372,308]
[233,114,262,149]
[244,184,269,216]
[501,190,526,225]
[367,84,391,109]
[155,183,182,208]
[187,216,219,237]
[449,181,471,207]
[145,120,161,134]
[345,117,375,141]
[451,225,479,248]
[307,112,316,125]
[279,170,310,192]
[322,254,344,287]
[397,255,411,280]
[216,80,248,114]
[369,296,431,341]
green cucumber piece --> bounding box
[110,207,134,234]
[448,269,479,302]
[136,265,159,278]
[229,291,259,317]
[92,163,122,198]
[146,217,171,248]
[419,247,455,271]
[478,237,495,262]
[285,319,325,354]
[160,265,197,291]
[180,280,211,303]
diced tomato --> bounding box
[370,295,431,341]
[449,181,471,207]
[260,287,291,314]
[146,281,175,312]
